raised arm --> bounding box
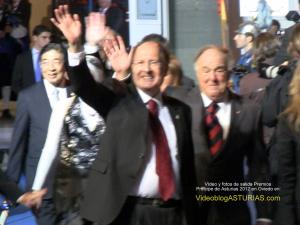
[51,5,117,117]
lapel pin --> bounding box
[175,115,180,119]
[236,110,241,114]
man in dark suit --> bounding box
[11,24,51,95]
[52,6,199,225]
[169,45,271,225]
[6,43,69,225]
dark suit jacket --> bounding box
[273,24,294,65]
[11,50,35,94]
[105,5,125,34]
[0,170,23,204]
[169,87,271,225]
[6,82,53,198]
[275,116,300,225]
[68,61,199,225]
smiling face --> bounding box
[195,47,229,101]
[131,41,168,97]
[40,49,66,87]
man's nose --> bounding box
[208,70,218,80]
[142,61,151,71]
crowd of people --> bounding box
[2,1,300,225]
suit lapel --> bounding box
[187,88,210,156]
[39,82,52,115]
[27,51,35,83]
[222,95,243,151]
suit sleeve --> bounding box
[11,54,23,94]
[68,59,118,118]
[107,7,125,33]
[246,107,272,219]
[0,170,23,204]
[276,117,297,225]
[6,91,30,183]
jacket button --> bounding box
[138,153,145,159]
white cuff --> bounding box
[112,72,131,81]
[256,218,272,223]
[68,51,85,67]
[84,43,99,55]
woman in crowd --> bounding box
[275,62,300,225]
[239,32,280,104]
[160,55,183,92]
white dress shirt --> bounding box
[43,79,67,109]
[130,89,180,199]
[201,93,231,140]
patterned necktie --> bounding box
[205,102,223,155]
[148,99,175,201]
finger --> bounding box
[99,13,106,26]
[117,36,126,52]
[54,8,63,22]
[103,39,114,56]
[50,17,59,27]
[62,4,70,16]
[111,38,120,51]
[128,47,135,62]
[73,13,80,22]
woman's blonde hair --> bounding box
[283,61,300,131]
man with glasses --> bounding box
[51,5,199,225]
[6,43,69,225]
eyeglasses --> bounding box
[132,60,161,67]
[40,59,64,67]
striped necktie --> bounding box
[205,102,223,155]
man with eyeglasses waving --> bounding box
[51,5,200,225]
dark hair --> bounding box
[132,39,170,75]
[141,33,169,48]
[253,32,281,64]
[271,19,280,29]
[32,25,51,36]
[39,43,67,67]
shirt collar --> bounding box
[136,88,163,107]
[201,92,229,108]
[32,47,40,55]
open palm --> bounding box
[50,5,82,45]
[85,12,109,45]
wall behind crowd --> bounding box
[27,0,226,82]
[29,0,52,33]
[169,0,222,82]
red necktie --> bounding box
[205,102,223,155]
[148,99,175,201]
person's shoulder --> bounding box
[163,93,190,111]
[165,85,196,99]
[19,81,44,96]
[16,50,31,59]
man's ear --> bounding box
[32,35,37,43]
